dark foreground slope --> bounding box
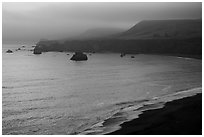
[108,93,202,135]
[34,19,202,58]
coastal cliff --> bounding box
[34,19,202,58]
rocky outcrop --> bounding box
[33,47,42,54]
[6,49,13,53]
[70,52,88,61]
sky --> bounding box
[2,2,202,44]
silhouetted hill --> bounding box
[117,19,202,39]
[34,19,202,59]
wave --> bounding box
[79,87,202,135]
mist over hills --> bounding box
[72,27,125,40]
[117,19,202,39]
[64,19,202,40]
[35,19,202,58]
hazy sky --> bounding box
[3,2,202,44]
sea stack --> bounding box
[70,52,88,61]
[33,47,42,54]
[6,49,13,53]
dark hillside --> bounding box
[34,19,202,58]
[117,19,201,39]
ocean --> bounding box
[2,44,202,135]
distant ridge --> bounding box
[67,27,125,40]
[117,19,202,39]
[35,19,202,58]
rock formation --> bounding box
[33,47,42,54]
[6,49,13,53]
[70,52,88,61]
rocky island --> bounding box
[33,47,42,54]
[6,49,13,53]
[70,52,88,61]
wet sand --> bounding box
[107,93,202,135]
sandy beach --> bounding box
[108,93,202,135]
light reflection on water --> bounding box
[2,46,202,134]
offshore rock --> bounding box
[70,52,88,61]
[33,47,42,54]
[6,49,13,53]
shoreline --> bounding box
[153,53,202,60]
[107,93,202,135]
